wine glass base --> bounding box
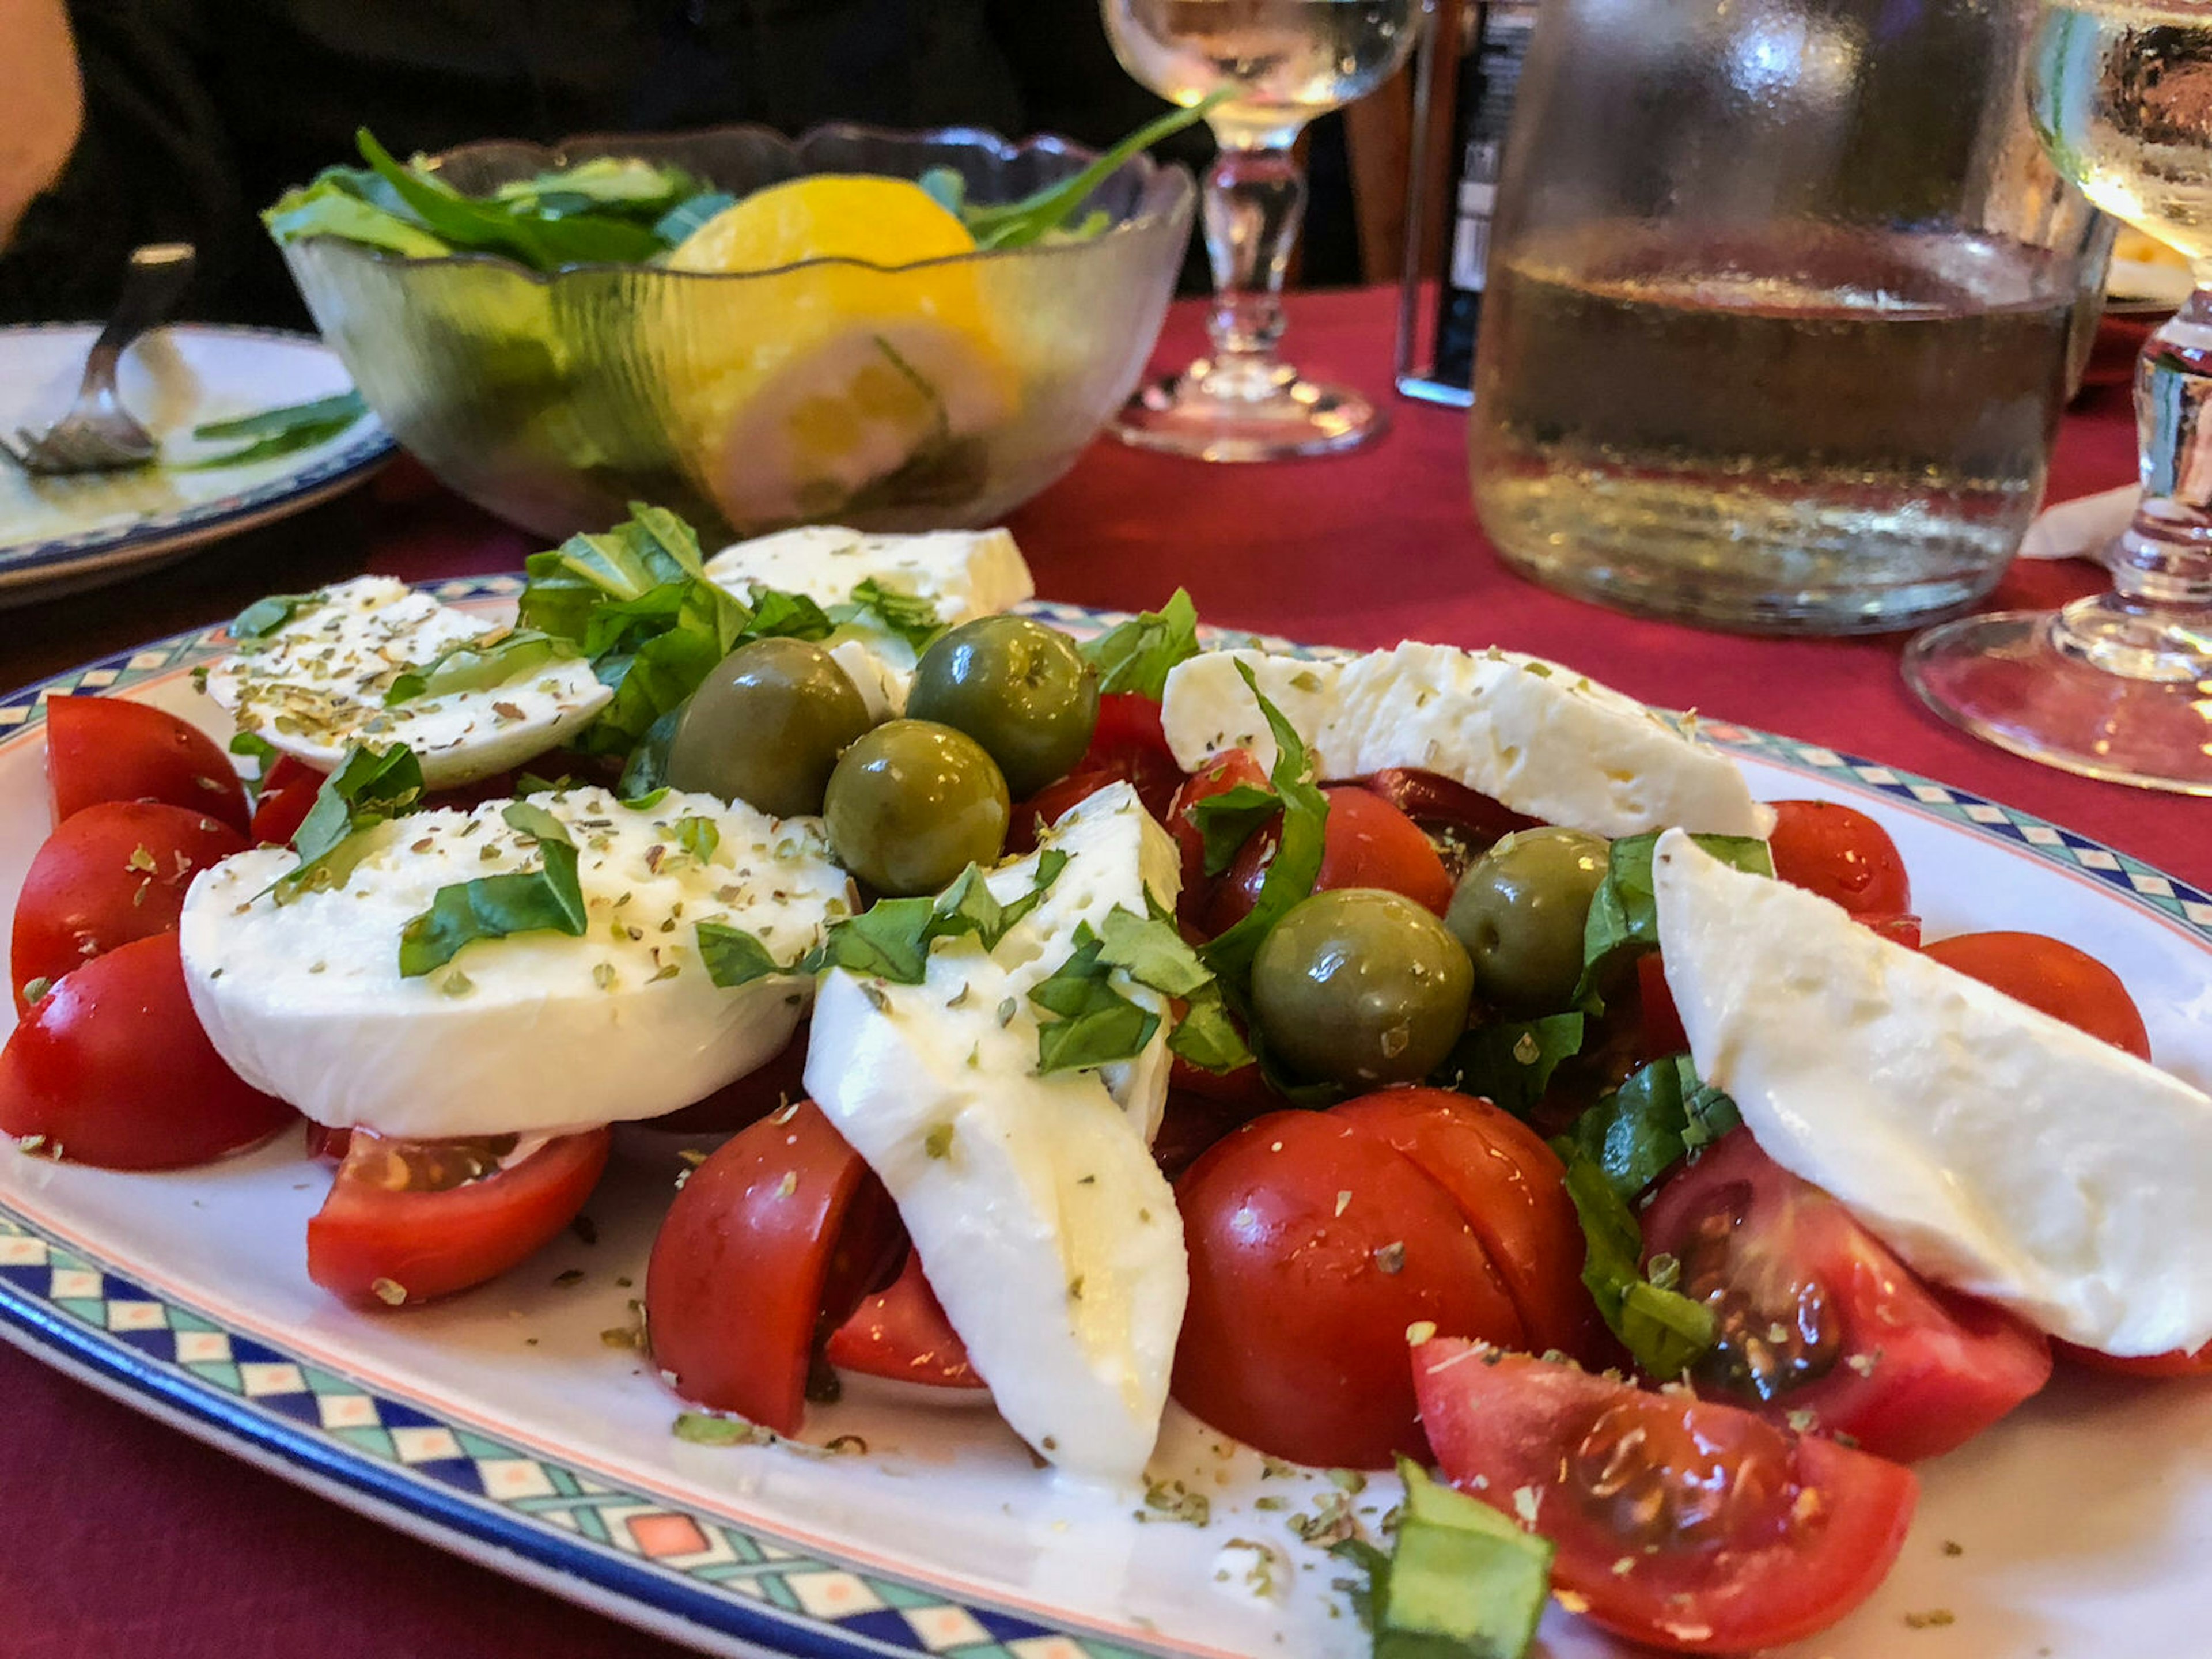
[1903,609,2212,795]
[1108,365,1387,462]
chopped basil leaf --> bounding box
[499,800,573,847]
[516,771,575,796]
[1565,1055,1741,1199]
[275,743,424,900]
[809,896,937,984]
[232,592,315,641]
[619,786,670,812]
[1576,831,1773,1009]
[930,848,1068,952]
[227,730,279,789]
[743,587,836,643]
[834,577,944,655]
[1335,1459,1553,1659]
[1187,781,1281,877]
[696,922,786,988]
[673,815,720,863]
[1096,906,1211,998]
[1029,931,1161,1074]
[1438,1013,1586,1119]
[397,824,588,978]
[1559,1148,1715,1380]
[1199,662,1330,987]
[616,707,681,801]
[1078,588,1201,699]
[382,628,573,706]
[1165,982,1254,1073]
[670,1411,774,1447]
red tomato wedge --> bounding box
[646,1101,903,1434]
[1765,800,1911,916]
[0,933,292,1169]
[1922,931,2152,1060]
[1205,786,1455,934]
[1350,768,1537,869]
[247,757,326,846]
[1164,748,1271,910]
[11,801,247,1012]
[1640,1130,2051,1461]
[45,695,250,834]
[1173,1107,1528,1469]
[1414,1339,1918,1654]
[827,1249,984,1390]
[307,1127,611,1308]
[1008,694,1184,850]
[1329,1088,1601,1362]
[2059,1339,2212,1378]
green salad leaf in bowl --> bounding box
[267,114,1205,543]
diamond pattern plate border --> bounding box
[0,578,2205,1659]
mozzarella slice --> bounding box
[704,527,1035,717]
[804,782,1185,1484]
[1652,830,2212,1357]
[702,525,1035,623]
[202,577,613,790]
[180,786,852,1139]
[1159,643,1772,840]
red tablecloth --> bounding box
[0,286,2192,1659]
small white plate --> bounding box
[0,324,393,606]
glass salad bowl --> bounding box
[279,126,1196,542]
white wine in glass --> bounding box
[1102,0,1425,460]
[1905,0,2212,793]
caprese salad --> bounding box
[4,502,2208,1659]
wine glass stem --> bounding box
[2055,283,2212,680]
[1198,135,1308,400]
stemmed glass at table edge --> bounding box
[1099,0,1427,463]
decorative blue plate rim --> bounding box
[0,323,396,582]
[0,577,2204,1659]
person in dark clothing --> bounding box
[2,0,1314,326]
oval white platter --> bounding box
[0,324,393,605]
[0,579,2206,1659]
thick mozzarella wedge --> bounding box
[804,783,1184,1484]
[704,527,1035,717]
[1653,830,2212,1357]
[1159,643,1772,839]
[202,577,612,790]
[181,787,851,1139]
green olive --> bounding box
[1251,888,1474,1088]
[824,719,1011,896]
[665,637,873,819]
[1445,826,1612,1015]
[907,616,1100,799]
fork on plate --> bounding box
[1,243,197,475]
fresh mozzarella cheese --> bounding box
[180,786,852,1140]
[1652,830,2212,1357]
[200,577,612,790]
[804,782,1185,1484]
[704,527,1035,717]
[702,525,1035,623]
[1159,643,1772,840]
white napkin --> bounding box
[2020,483,2137,562]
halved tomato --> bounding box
[826,1249,984,1390]
[1164,748,1271,912]
[1414,1339,1918,1654]
[1205,787,1453,934]
[1922,931,2152,1061]
[1173,1101,1541,1468]
[0,933,292,1169]
[45,695,249,834]
[1765,800,1910,916]
[1641,1130,2052,1461]
[11,800,247,1012]
[1007,694,1185,851]
[306,1126,611,1307]
[248,757,327,846]
[1350,768,1536,877]
[645,1101,903,1433]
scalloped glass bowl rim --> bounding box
[287,120,1198,287]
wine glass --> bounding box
[1904,1,2212,793]
[1100,0,1426,461]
